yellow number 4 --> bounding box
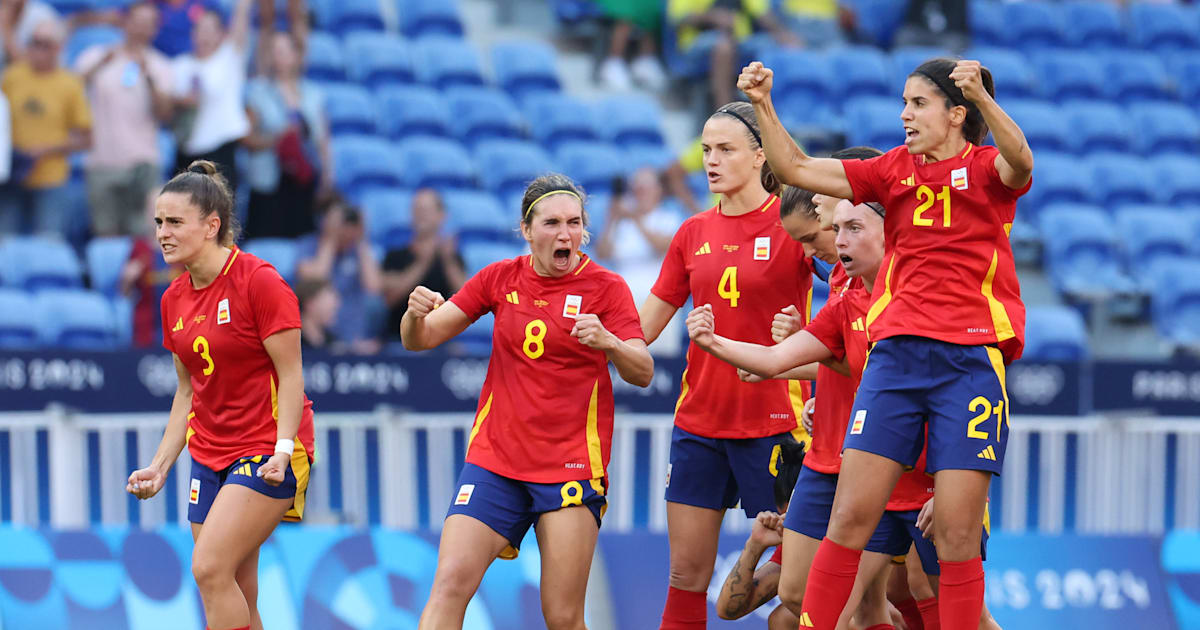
[192,335,215,376]
[718,266,740,307]
[967,396,1004,440]
[913,185,952,228]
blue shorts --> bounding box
[188,454,302,524]
[886,509,991,575]
[783,465,925,556]
[664,425,789,517]
[446,463,606,560]
[845,336,1010,475]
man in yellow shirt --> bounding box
[1,17,91,235]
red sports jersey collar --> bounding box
[221,246,240,276]
[919,143,974,166]
[717,193,778,216]
[524,252,592,280]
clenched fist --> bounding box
[686,304,716,348]
[571,313,615,350]
[407,285,445,318]
[737,62,774,104]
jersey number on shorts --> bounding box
[192,335,215,376]
[560,480,584,507]
[967,396,1004,441]
[523,319,547,360]
[718,266,740,307]
[913,185,952,228]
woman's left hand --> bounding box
[256,452,291,486]
[571,314,615,351]
[949,60,991,105]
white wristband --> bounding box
[274,438,295,456]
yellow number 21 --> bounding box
[913,185,952,228]
[967,396,1004,440]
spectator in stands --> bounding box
[0,0,58,64]
[121,198,183,347]
[381,188,465,341]
[242,3,334,241]
[894,0,968,52]
[0,18,92,236]
[667,0,801,109]
[76,1,173,237]
[296,200,385,353]
[152,0,209,57]
[596,2,668,91]
[170,0,251,193]
[778,0,846,49]
[296,278,342,352]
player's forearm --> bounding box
[638,294,677,345]
[978,98,1033,176]
[399,311,432,351]
[706,335,791,379]
[771,363,819,381]
[718,541,769,619]
[273,367,304,445]
[605,339,654,388]
[150,389,192,474]
[752,97,855,199]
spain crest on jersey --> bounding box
[753,236,771,260]
[563,294,582,318]
[217,298,231,325]
[951,167,969,191]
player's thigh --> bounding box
[535,506,600,613]
[778,528,821,600]
[931,469,991,561]
[429,514,512,598]
[826,449,903,546]
[666,501,725,585]
[193,484,291,578]
[665,426,739,512]
[926,343,1009,475]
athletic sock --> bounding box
[660,585,707,629]
[916,596,940,630]
[894,596,924,630]
[797,537,862,629]
[939,558,984,630]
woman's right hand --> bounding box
[686,304,716,348]
[802,397,816,436]
[737,62,774,104]
[408,285,445,318]
[126,466,166,500]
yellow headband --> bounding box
[524,190,581,219]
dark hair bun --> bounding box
[187,160,219,176]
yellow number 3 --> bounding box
[522,319,547,360]
[192,335,215,376]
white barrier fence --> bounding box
[1,410,1198,534]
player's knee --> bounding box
[829,502,875,538]
[934,522,978,559]
[191,553,232,593]
[667,560,711,591]
[541,601,584,630]
[777,575,805,613]
[428,560,478,604]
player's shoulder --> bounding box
[577,255,627,288]
[162,272,191,302]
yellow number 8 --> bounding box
[192,335,215,376]
[523,319,547,360]
[560,481,584,507]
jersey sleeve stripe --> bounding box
[585,380,605,479]
[865,255,897,331]
[221,248,241,276]
[979,249,1016,342]
[270,375,278,420]
[467,392,494,449]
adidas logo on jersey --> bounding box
[851,317,865,332]
[798,611,815,627]
[172,317,184,332]
[505,291,519,304]
[977,445,998,461]
[899,174,915,187]
[695,242,711,256]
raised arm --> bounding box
[737,62,855,200]
[228,0,254,51]
[951,60,1033,189]
[686,304,835,378]
[399,286,472,350]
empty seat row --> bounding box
[0,288,122,350]
[971,1,1200,52]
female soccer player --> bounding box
[403,174,653,630]
[640,100,814,630]
[126,160,316,630]
[739,56,1033,630]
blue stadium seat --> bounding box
[463,242,524,274]
[320,84,377,136]
[1167,52,1200,102]
[1068,101,1133,154]
[85,236,132,296]
[331,136,405,196]
[1019,153,1093,217]
[1129,2,1200,51]
[523,93,599,151]
[828,46,892,98]
[413,37,484,89]
[1004,99,1069,154]
[1149,257,1200,344]
[359,187,414,248]
[1035,52,1105,102]
[444,87,526,146]
[0,289,38,348]
[473,139,553,199]
[889,47,952,91]
[968,1,1006,47]
[1008,217,1042,267]
[66,25,123,68]
[1004,2,1065,49]
[443,190,513,245]
[841,97,904,150]
[0,236,83,291]
[1101,51,1173,103]
[329,0,385,35]
[34,289,117,349]
[305,32,345,81]
[598,95,665,148]
[554,142,625,193]
[1039,204,1131,298]
[1023,306,1088,361]
[625,145,674,172]
[374,85,452,140]
[962,47,1036,99]
[762,49,835,115]
[1115,206,1192,269]
[1061,1,1125,49]
[344,32,414,88]
[1152,156,1200,206]
[1087,153,1160,207]
[843,0,905,47]
[243,238,300,283]
[1130,103,1200,155]
[396,137,476,190]
[398,0,464,39]
[491,40,561,102]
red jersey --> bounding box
[842,144,1031,362]
[161,248,316,471]
[449,253,643,483]
[806,285,931,509]
[826,262,863,298]
[652,195,814,439]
